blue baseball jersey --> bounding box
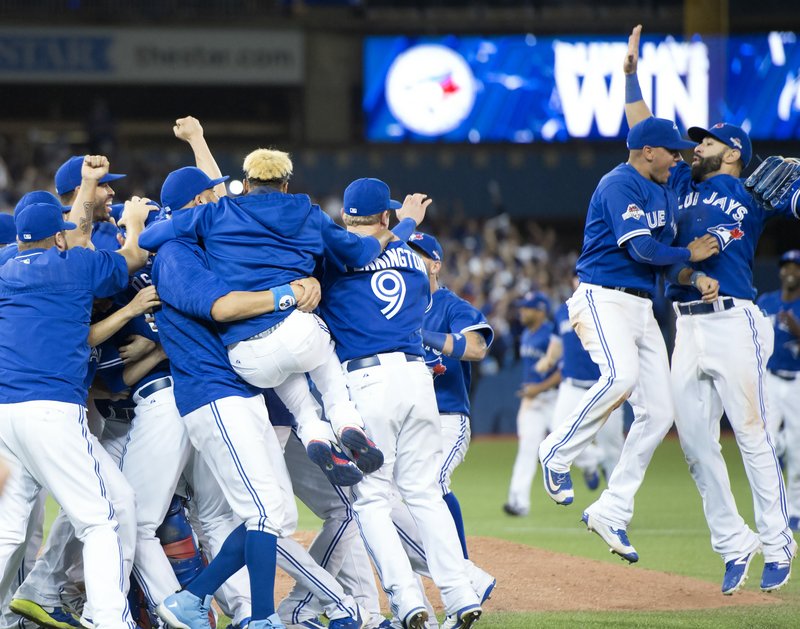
[93,339,137,419]
[554,303,600,382]
[576,162,679,294]
[757,290,800,373]
[423,287,493,415]
[520,321,557,385]
[139,191,384,346]
[151,239,261,417]
[321,240,430,362]
[92,221,121,253]
[0,247,128,404]
[666,162,797,301]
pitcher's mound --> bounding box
[276,533,774,613]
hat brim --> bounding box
[388,199,402,210]
[207,175,230,189]
[99,173,126,185]
[657,138,696,150]
[62,220,77,231]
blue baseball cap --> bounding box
[343,178,402,216]
[688,123,752,168]
[0,214,15,245]
[408,232,443,261]
[779,250,800,266]
[516,290,551,314]
[14,190,70,218]
[15,203,77,242]
[160,167,228,212]
[627,117,696,151]
[54,156,126,196]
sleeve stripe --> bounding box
[617,229,651,247]
[459,323,492,334]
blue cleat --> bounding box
[402,608,428,629]
[761,560,792,592]
[442,603,482,629]
[583,468,600,491]
[328,607,362,629]
[543,465,574,505]
[9,600,81,629]
[156,591,213,629]
[721,551,756,595]
[307,440,363,486]
[340,426,384,474]
[582,512,638,563]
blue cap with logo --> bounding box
[160,167,228,212]
[0,214,15,245]
[14,190,70,218]
[55,156,126,196]
[779,249,800,267]
[516,290,551,315]
[408,232,443,261]
[16,203,77,242]
[688,123,752,168]
[627,117,696,151]
[343,178,402,216]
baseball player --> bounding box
[504,291,560,517]
[623,24,797,593]
[406,232,495,588]
[536,104,720,562]
[758,251,800,532]
[54,154,125,224]
[0,168,151,629]
[319,178,482,629]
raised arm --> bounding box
[623,24,653,129]
[65,155,108,249]
[173,116,228,199]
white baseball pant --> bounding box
[0,402,134,629]
[345,353,479,622]
[765,370,800,521]
[439,413,471,496]
[672,302,797,563]
[506,389,557,515]
[227,310,364,444]
[540,284,675,529]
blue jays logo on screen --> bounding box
[385,44,477,136]
[707,222,745,249]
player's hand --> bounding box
[119,335,157,363]
[624,24,642,75]
[81,155,110,182]
[173,116,204,143]
[518,384,542,399]
[396,193,432,226]
[695,276,719,303]
[779,310,800,338]
[534,357,552,374]
[687,234,720,262]
[118,197,155,229]
[291,277,322,312]
[127,285,161,317]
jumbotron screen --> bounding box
[363,32,800,143]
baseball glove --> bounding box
[744,155,800,209]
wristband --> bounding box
[270,284,297,311]
[421,330,447,352]
[689,270,707,289]
[450,332,468,359]
[625,73,643,104]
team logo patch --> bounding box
[707,222,745,249]
[278,295,295,310]
[730,136,743,149]
[622,204,644,220]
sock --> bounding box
[246,530,278,619]
[443,492,468,559]
[187,523,246,598]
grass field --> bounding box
[41,434,793,628]
[289,434,799,628]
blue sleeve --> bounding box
[601,181,653,246]
[445,296,494,347]
[627,234,691,266]
[667,161,693,196]
[391,218,418,242]
[319,211,383,268]
[771,178,800,221]
[85,249,129,298]
[138,219,178,252]
[153,241,231,321]
[139,205,211,252]
[96,342,128,393]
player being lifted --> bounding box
[623,24,798,594]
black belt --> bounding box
[135,376,172,400]
[769,369,798,382]
[346,353,424,372]
[676,297,736,316]
[600,286,652,300]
